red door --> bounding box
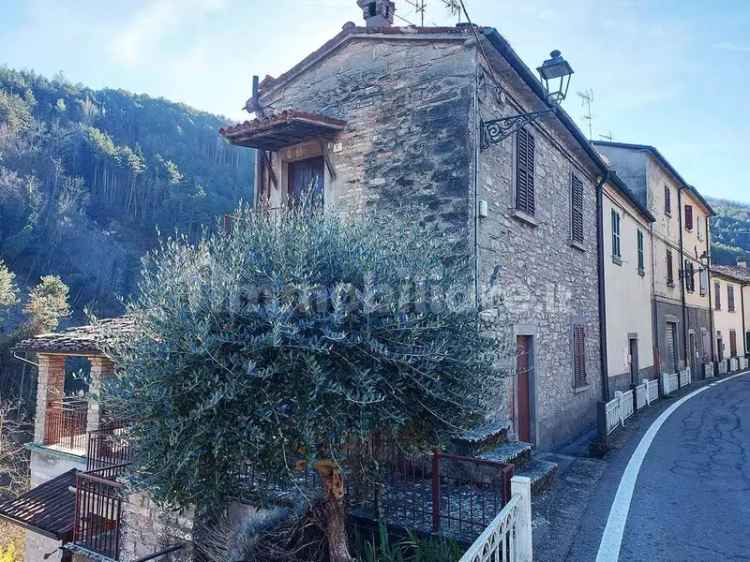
[516,336,532,443]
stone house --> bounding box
[222,3,611,450]
[593,141,715,378]
[711,263,750,362]
[0,320,193,562]
[600,172,656,397]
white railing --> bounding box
[620,389,635,422]
[718,361,728,375]
[730,357,740,372]
[679,368,690,388]
[646,379,659,405]
[704,362,715,379]
[741,357,748,371]
[634,383,647,410]
[661,372,679,396]
[459,476,533,562]
[605,396,622,435]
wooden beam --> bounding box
[318,139,337,180]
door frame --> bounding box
[628,333,639,386]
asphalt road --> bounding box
[567,373,750,562]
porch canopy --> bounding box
[0,469,78,540]
[220,110,346,151]
[14,317,135,356]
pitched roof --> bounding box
[711,264,750,284]
[14,317,134,356]
[0,469,78,540]
[592,140,714,216]
[608,171,656,223]
[220,110,347,150]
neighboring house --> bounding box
[711,263,750,362]
[601,172,656,397]
[593,141,715,377]
[0,320,193,562]
[222,3,609,450]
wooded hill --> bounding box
[707,197,750,266]
[0,67,253,320]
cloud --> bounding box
[110,0,227,66]
[713,41,750,53]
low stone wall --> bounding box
[119,492,194,562]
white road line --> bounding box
[595,371,750,562]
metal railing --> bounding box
[44,398,88,451]
[646,379,659,405]
[620,390,635,422]
[634,383,647,411]
[73,464,129,560]
[661,372,679,396]
[87,426,134,473]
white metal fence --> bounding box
[704,362,715,379]
[730,357,740,372]
[620,389,635,422]
[661,372,679,396]
[646,379,659,404]
[741,357,749,371]
[719,361,728,375]
[679,368,690,388]
[634,383,647,410]
[459,476,533,562]
[605,395,622,435]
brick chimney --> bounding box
[357,0,395,28]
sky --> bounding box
[1,0,748,202]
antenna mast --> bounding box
[577,89,594,141]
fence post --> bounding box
[511,476,533,562]
[431,449,441,534]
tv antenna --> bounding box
[403,0,427,26]
[577,89,594,140]
[599,131,614,142]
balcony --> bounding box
[43,398,89,455]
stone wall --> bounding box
[476,61,603,450]
[119,492,194,562]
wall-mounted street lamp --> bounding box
[481,50,574,150]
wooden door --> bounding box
[516,336,532,443]
[629,338,639,385]
[288,156,324,207]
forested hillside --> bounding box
[707,197,750,265]
[0,67,253,319]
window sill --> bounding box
[573,383,591,394]
[512,209,539,227]
[612,255,623,266]
[570,240,586,252]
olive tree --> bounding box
[104,204,508,561]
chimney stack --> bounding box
[357,0,396,28]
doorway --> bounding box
[666,322,678,373]
[287,156,324,206]
[629,337,640,385]
[516,336,533,443]
[688,331,696,372]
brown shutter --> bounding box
[574,325,587,387]
[516,129,535,215]
[665,186,671,215]
[666,250,674,285]
[571,174,584,243]
[685,205,694,230]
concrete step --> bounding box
[478,441,534,466]
[516,458,559,494]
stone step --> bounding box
[516,458,559,494]
[478,441,534,466]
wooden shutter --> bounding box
[715,282,721,309]
[685,205,694,230]
[665,186,671,215]
[637,230,645,272]
[666,323,677,373]
[516,129,535,215]
[571,174,584,243]
[666,250,674,285]
[729,285,735,312]
[730,330,738,357]
[574,325,587,387]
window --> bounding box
[715,282,722,310]
[611,210,621,263]
[571,174,584,243]
[573,324,587,388]
[637,230,645,275]
[665,185,672,216]
[700,268,707,296]
[684,260,695,293]
[515,129,536,216]
[730,330,738,357]
[684,205,694,231]
[728,285,736,312]
[666,249,674,286]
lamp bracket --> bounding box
[480,107,556,151]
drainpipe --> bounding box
[472,56,481,310]
[707,218,716,361]
[596,171,610,402]
[742,283,747,357]
[677,188,689,371]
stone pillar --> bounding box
[87,356,114,432]
[34,354,66,443]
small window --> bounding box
[573,324,587,388]
[637,230,645,275]
[611,210,621,262]
[684,260,695,293]
[571,174,584,243]
[665,185,672,216]
[728,285,736,312]
[516,129,536,216]
[684,205,694,231]
[666,249,674,286]
[699,268,707,296]
[715,282,722,310]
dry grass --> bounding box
[0,521,25,561]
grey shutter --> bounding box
[571,174,584,243]
[516,129,535,215]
